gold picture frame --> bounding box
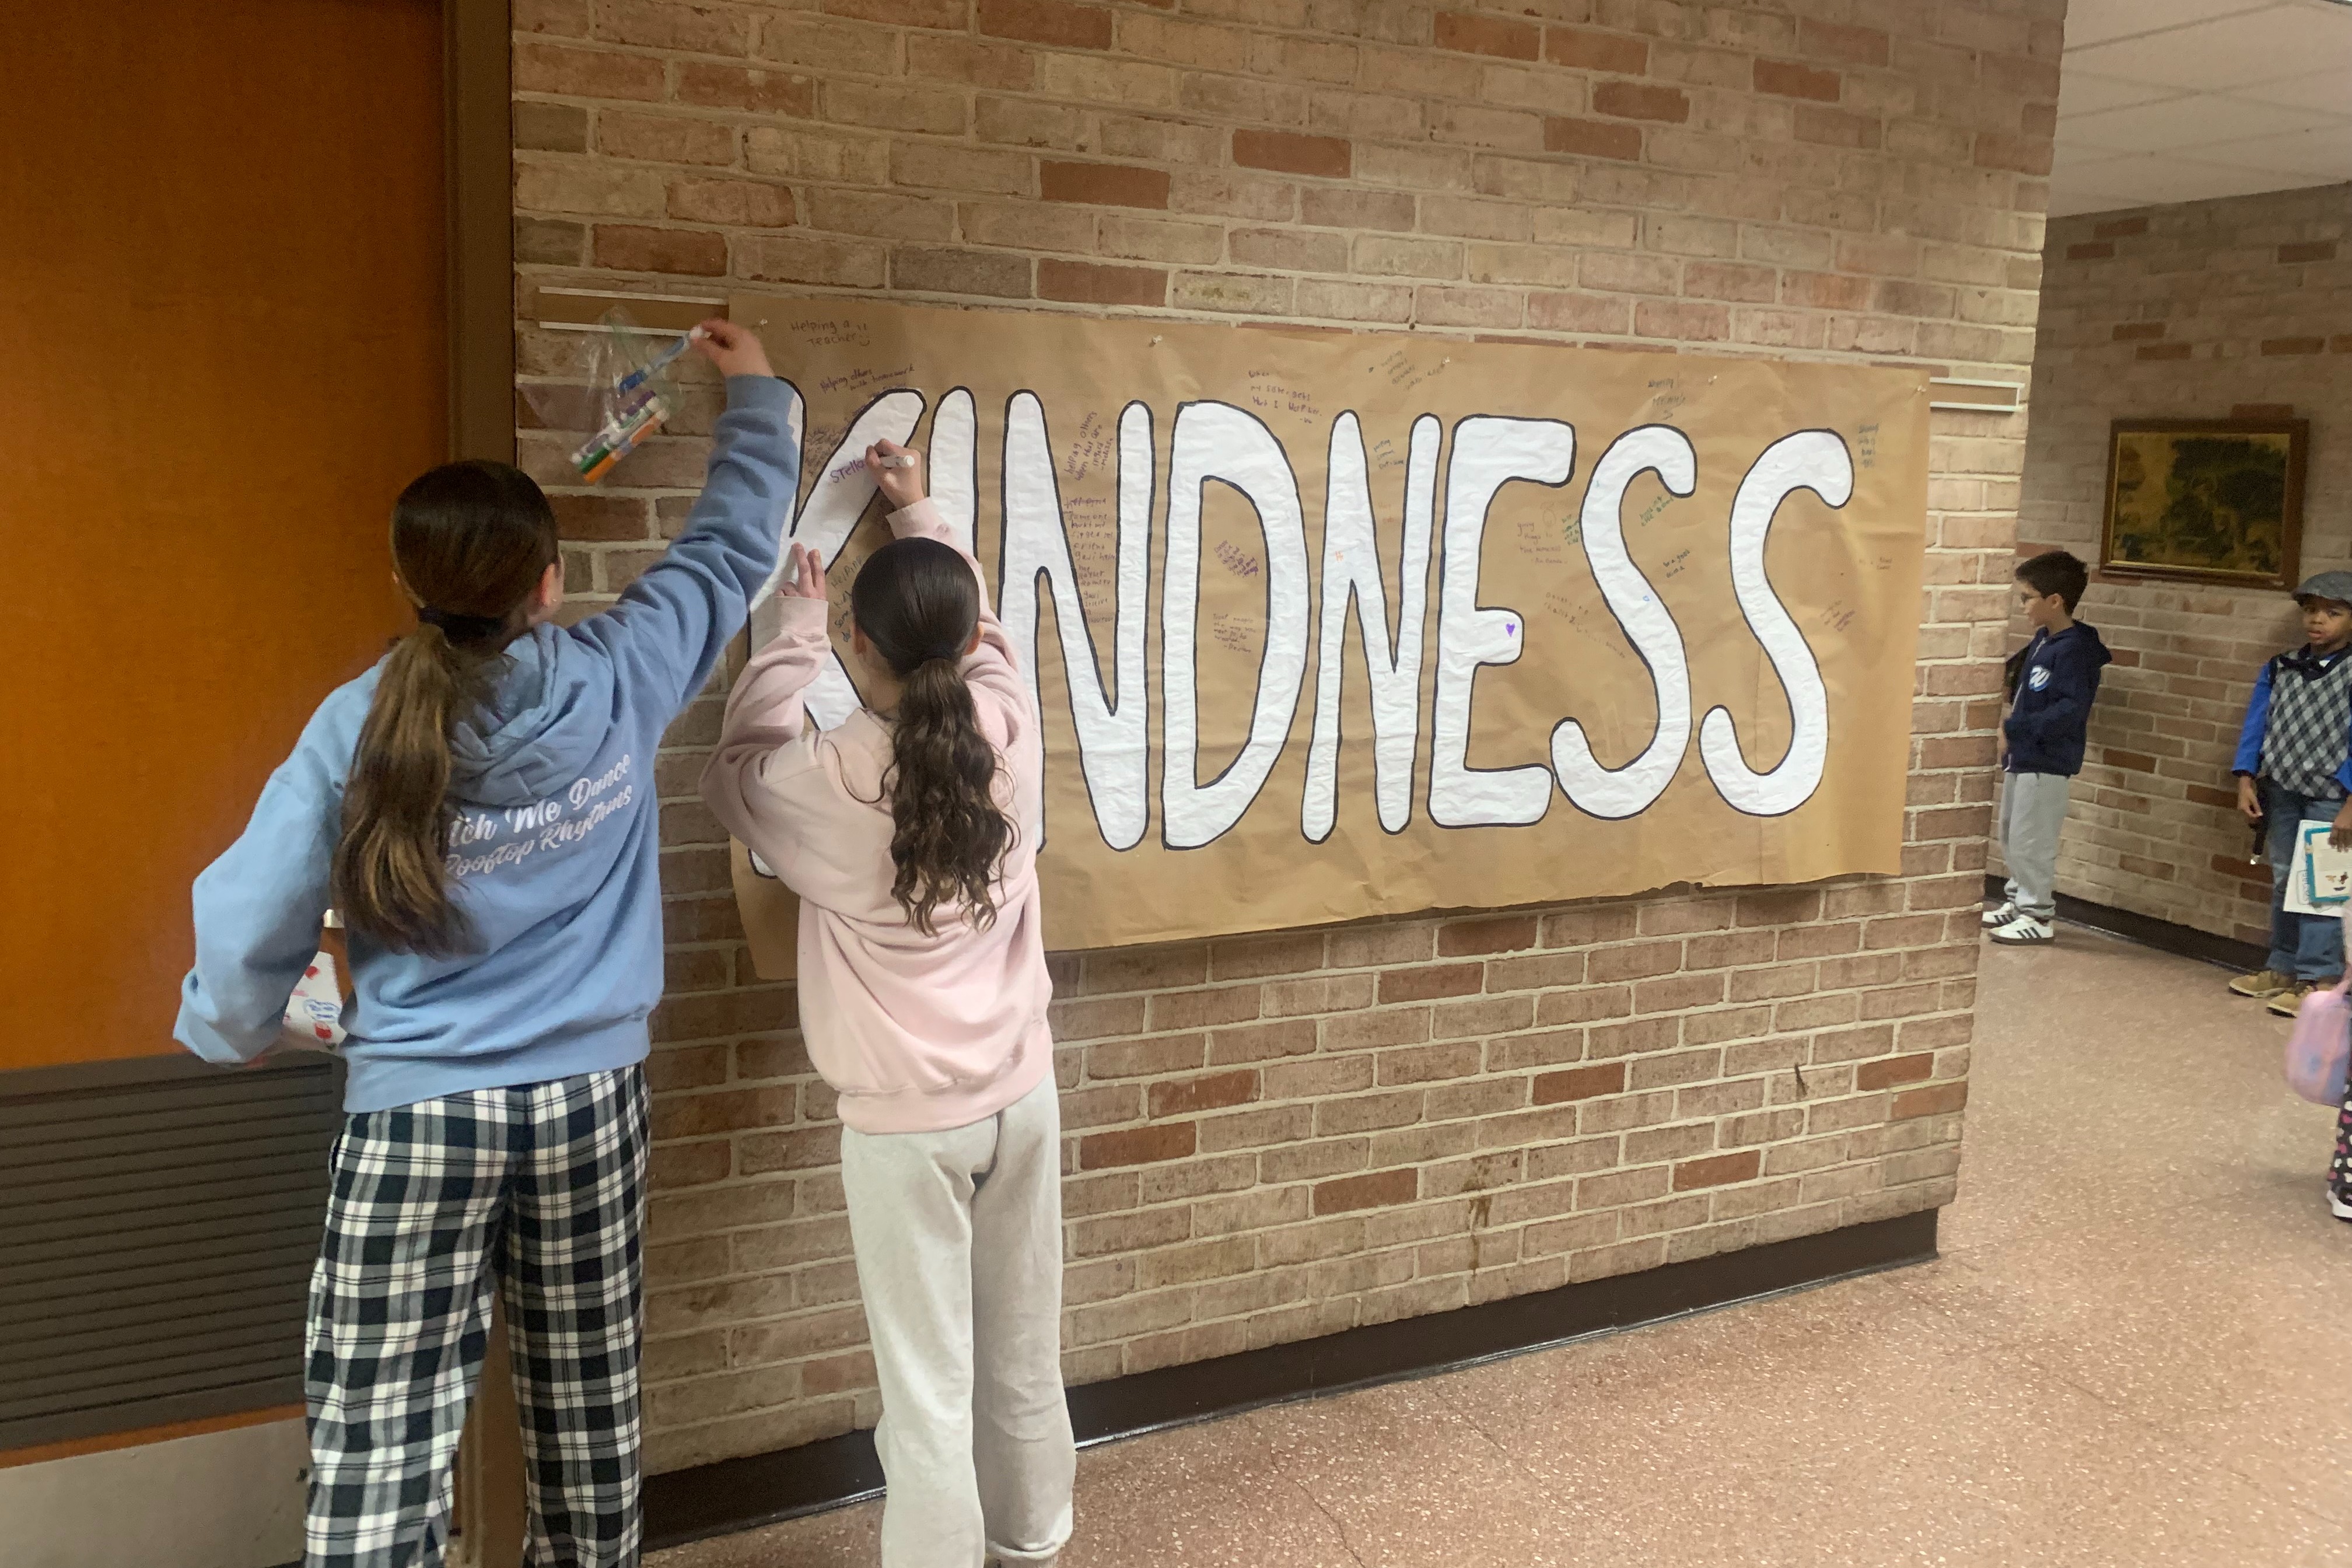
[2100,418,2308,590]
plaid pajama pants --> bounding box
[304,1066,649,1568]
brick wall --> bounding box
[2014,184,2351,943]
[508,0,2058,1473]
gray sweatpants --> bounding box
[1999,769,2071,921]
[840,1074,1074,1568]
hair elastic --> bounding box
[418,606,508,642]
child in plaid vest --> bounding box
[2231,571,2352,1017]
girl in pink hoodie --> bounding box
[699,443,1072,1568]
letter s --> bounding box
[1699,430,1850,817]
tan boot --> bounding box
[2230,967,2295,998]
[2270,980,2339,1017]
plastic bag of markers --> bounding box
[570,308,699,484]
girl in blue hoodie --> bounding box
[176,320,794,1567]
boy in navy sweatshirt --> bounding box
[2230,571,2352,1015]
[1986,551,2110,946]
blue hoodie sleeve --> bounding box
[174,690,358,1065]
[573,374,801,722]
[2234,658,2273,776]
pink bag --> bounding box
[2286,914,2352,1106]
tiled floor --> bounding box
[652,928,2352,1567]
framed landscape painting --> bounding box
[2101,418,2308,589]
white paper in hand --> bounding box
[279,950,348,1051]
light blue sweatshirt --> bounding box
[176,375,799,1112]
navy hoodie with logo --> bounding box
[2003,622,2112,776]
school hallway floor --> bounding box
[650,927,2352,1568]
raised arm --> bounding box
[573,320,801,719]
[878,460,1032,731]
[698,542,834,877]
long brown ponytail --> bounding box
[850,537,1013,935]
[335,461,557,954]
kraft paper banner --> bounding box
[724,294,1930,973]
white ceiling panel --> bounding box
[2061,94,2346,150]
[2066,5,2352,90]
[2061,0,2276,49]
[2054,0,2352,205]
[2236,66,2352,111]
[2057,71,2189,118]
[2204,123,2352,174]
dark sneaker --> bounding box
[1988,914,2053,946]
[2230,968,2295,999]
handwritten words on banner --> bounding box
[725,295,1930,961]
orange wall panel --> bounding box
[1,2,446,1067]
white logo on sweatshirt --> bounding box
[2028,666,2051,692]
[443,753,638,877]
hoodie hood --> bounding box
[447,624,618,808]
[2048,620,2112,670]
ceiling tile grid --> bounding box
[2049,0,2352,217]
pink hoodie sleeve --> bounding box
[699,594,832,881]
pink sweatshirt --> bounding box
[699,500,1055,1135]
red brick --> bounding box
[1532,1063,1625,1104]
[1079,1122,1198,1169]
[1438,916,1541,957]
[1975,132,2051,176]
[1800,18,1888,65]
[1592,81,1688,123]
[2278,241,2336,264]
[667,177,794,227]
[1380,963,1485,1003]
[1545,27,1645,72]
[593,223,726,275]
[1041,160,1171,208]
[551,494,653,541]
[2111,322,2164,341]
[1313,1168,1419,1216]
[2067,241,2114,261]
[824,0,965,26]
[2094,216,2147,239]
[2263,337,2325,356]
[594,0,750,55]
[1233,129,1352,179]
[515,41,667,101]
[2137,343,2192,361]
[1754,59,1839,102]
[1672,1151,1760,1191]
[684,66,811,117]
[1435,11,1539,59]
[1149,1070,1260,1118]
[977,0,1112,48]
[1854,1053,1934,1091]
[1039,258,1169,305]
[1544,117,1643,161]
[1891,1081,1968,1120]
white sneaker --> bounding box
[2329,1186,2352,1223]
[1988,914,2053,946]
[1981,901,2018,928]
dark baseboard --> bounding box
[644,1208,1937,1551]
[1984,876,2265,971]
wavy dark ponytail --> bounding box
[850,537,1013,935]
[335,461,556,954]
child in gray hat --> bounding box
[2231,570,2352,1016]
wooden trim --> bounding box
[643,1210,1938,1551]
[446,0,514,464]
[0,1404,302,1471]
